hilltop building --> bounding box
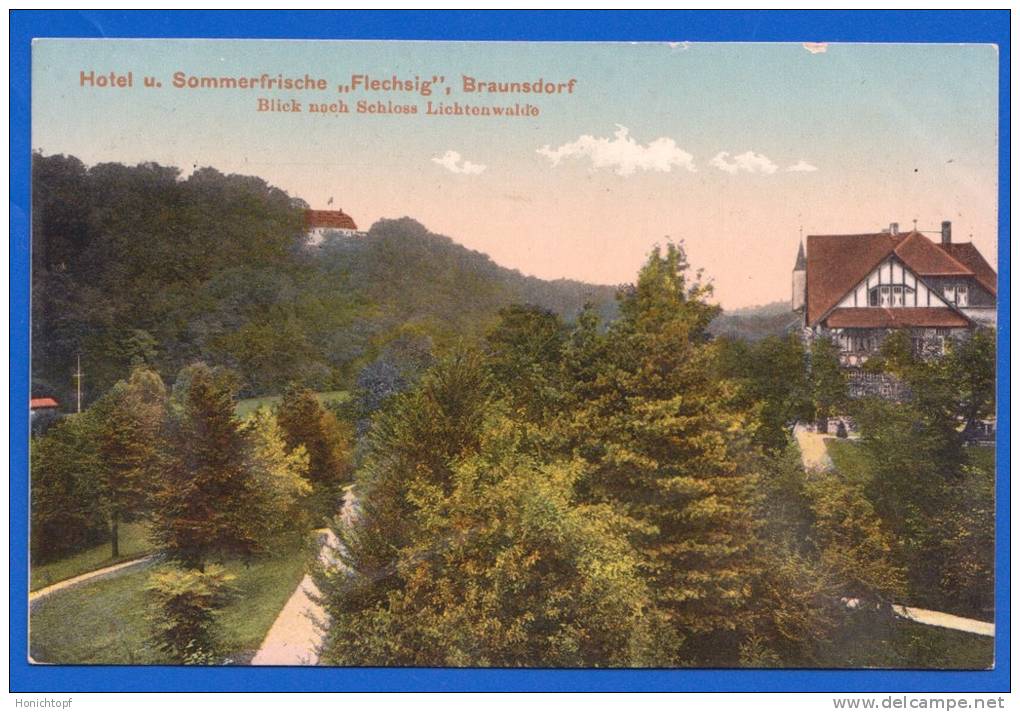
[304,208,363,242]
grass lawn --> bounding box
[235,390,350,419]
[827,438,995,486]
[966,443,995,474]
[31,521,153,592]
[824,438,872,486]
[29,534,314,665]
[820,612,994,670]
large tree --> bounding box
[809,336,847,433]
[565,244,761,665]
[716,334,814,453]
[483,304,569,424]
[152,364,258,570]
[97,366,167,557]
[242,408,312,543]
[275,384,353,521]
[316,352,656,666]
[30,411,108,562]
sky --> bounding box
[32,39,998,309]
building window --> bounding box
[838,330,879,353]
[869,285,914,307]
[941,283,969,306]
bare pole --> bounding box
[75,353,83,414]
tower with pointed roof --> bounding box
[792,240,807,314]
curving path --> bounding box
[892,605,994,638]
[29,555,156,604]
[251,487,356,666]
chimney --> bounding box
[941,220,952,245]
[889,222,899,236]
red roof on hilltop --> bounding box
[805,230,997,326]
[304,209,358,231]
[30,397,59,409]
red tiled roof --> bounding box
[942,242,997,296]
[892,231,971,276]
[805,233,900,325]
[304,209,358,231]
[825,307,970,329]
[805,230,997,326]
[30,397,59,409]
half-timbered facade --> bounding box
[792,221,996,398]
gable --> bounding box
[834,257,951,311]
[805,229,996,326]
[805,233,900,325]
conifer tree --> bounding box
[276,384,353,520]
[566,244,761,665]
[327,349,493,599]
[153,364,256,570]
[484,304,568,423]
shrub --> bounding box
[146,565,236,664]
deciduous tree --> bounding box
[97,366,167,557]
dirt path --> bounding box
[796,424,995,640]
[250,488,355,666]
[29,555,155,604]
[793,422,834,472]
[892,605,995,637]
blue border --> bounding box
[9,10,1010,693]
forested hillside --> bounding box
[31,154,616,404]
[709,300,800,341]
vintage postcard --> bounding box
[26,37,998,671]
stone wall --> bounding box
[846,368,910,401]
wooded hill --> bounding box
[708,300,800,341]
[31,153,617,404]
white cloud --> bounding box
[803,42,828,54]
[710,151,779,175]
[432,150,486,175]
[537,125,696,176]
[786,159,819,172]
